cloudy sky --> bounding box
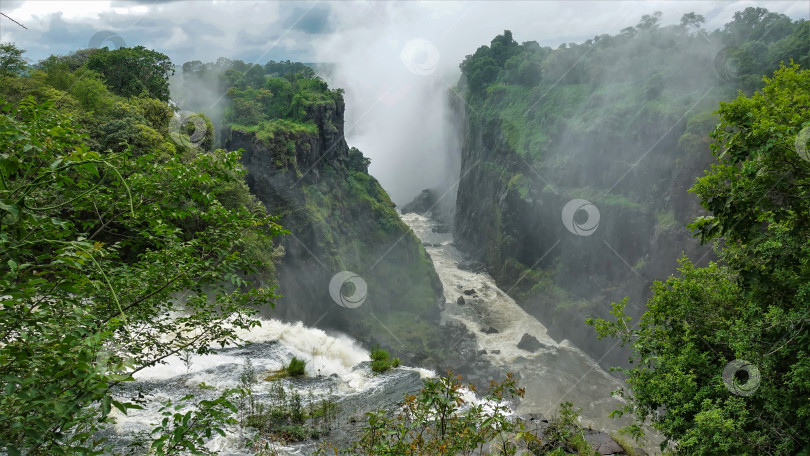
[1,1,807,202]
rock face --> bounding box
[223,94,444,365]
[451,65,716,369]
[401,188,437,215]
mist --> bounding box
[303,1,806,205]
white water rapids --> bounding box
[102,212,653,454]
[401,213,633,433]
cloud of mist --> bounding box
[4,0,805,205]
[306,0,807,205]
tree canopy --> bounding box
[589,63,810,455]
[0,43,284,454]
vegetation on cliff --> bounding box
[173,57,446,367]
[590,64,810,455]
[452,8,808,367]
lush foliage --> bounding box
[451,8,809,370]
[86,46,174,102]
[589,64,810,455]
[0,44,284,454]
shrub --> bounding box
[370,345,393,374]
[287,357,306,377]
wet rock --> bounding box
[483,327,499,334]
[583,430,625,455]
[463,289,476,296]
[432,223,450,233]
[477,349,487,355]
[517,333,546,353]
[457,296,466,305]
[458,259,486,273]
[401,189,437,215]
[490,349,500,354]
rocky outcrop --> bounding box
[517,333,547,352]
[223,94,444,366]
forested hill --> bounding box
[171,58,449,368]
[452,8,808,368]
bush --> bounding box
[287,357,306,377]
[370,346,394,374]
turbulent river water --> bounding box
[105,212,646,454]
[402,213,631,431]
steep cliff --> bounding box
[451,19,807,366]
[222,81,445,365]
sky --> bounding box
[1,0,807,203]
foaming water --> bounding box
[137,319,370,382]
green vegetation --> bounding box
[287,357,307,377]
[0,43,283,454]
[369,346,398,374]
[238,359,338,448]
[453,8,809,373]
[589,64,810,455]
[316,372,622,456]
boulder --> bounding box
[401,189,437,215]
[583,431,625,455]
[483,327,499,334]
[517,333,546,352]
[457,296,466,305]
[463,289,476,296]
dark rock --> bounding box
[457,296,466,305]
[477,349,487,355]
[463,289,476,296]
[401,189,437,215]
[483,327,499,334]
[490,349,500,354]
[458,259,486,273]
[583,431,625,455]
[517,333,546,353]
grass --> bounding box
[287,357,306,377]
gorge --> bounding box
[1,3,809,455]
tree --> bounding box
[0,42,26,77]
[0,96,284,454]
[86,46,174,102]
[589,64,810,455]
[636,11,663,31]
[680,12,706,33]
